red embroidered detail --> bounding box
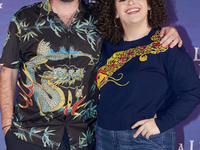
[18,82,34,98]
[111,64,116,67]
[127,51,133,55]
[96,70,107,82]
[140,46,146,51]
[71,97,85,115]
[153,43,160,48]
[21,99,33,108]
[120,56,125,61]
[63,97,85,115]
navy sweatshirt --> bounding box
[96,29,200,133]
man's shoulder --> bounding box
[14,2,42,17]
[82,0,96,7]
[80,0,96,15]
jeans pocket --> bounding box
[128,129,162,150]
[141,128,175,150]
[140,133,163,150]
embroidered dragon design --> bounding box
[96,30,170,90]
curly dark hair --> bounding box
[96,0,169,45]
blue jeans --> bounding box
[96,126,175,150]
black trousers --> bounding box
[5,130,70,150]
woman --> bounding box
[95,0,200,149]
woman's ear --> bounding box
[148,6,151,11]
[116,12,119,19]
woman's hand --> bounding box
[160,26,183,48]
[131,118,160,139]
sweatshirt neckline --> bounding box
[118,29,156,47]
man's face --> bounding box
[60,0,74,2]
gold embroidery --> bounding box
[96,30,169,90]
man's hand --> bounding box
[131,118,160,139]
[160,26,183,48]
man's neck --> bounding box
[50,0,79,27]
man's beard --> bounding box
[60,0,74,2]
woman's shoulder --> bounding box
[167,45,188,57]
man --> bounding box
[0,0,182,149]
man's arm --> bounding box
[0,66,18,136]
[160,26,183,48]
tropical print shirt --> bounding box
[0,0,101,149]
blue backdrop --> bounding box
[0,0,200,150]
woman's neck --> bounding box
[123,23,152,42]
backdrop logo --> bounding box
[178,140,200,150]
[193,47,200,78]
[194,47,200,61]
[178,143,184,150]
[0,3,3,9]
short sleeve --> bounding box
[0,16,21,69]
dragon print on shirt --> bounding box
[17,39,95,117]
[0,0,101,149]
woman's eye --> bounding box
[119,0,126,2]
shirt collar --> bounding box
[39,0,53,16]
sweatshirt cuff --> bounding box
[155,113,178,133]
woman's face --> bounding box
[115,0,150,27]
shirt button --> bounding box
[68,36,70,38]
